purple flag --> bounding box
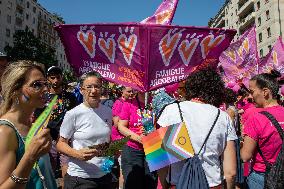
[55,23,236,92]
[259,37,284,77]
[219,26,258,85]
[141,0,179,25]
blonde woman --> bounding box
[0,61,56,189]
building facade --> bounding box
[209,0,284,58]
[0,0,70,70]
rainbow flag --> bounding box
[25,95,58,150]
[142,122,194,172]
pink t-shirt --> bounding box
[111,98,125,141]
[243,105,284,172]
[118,100,146,151]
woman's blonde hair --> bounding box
[0,60,45,116]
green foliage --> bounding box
[4,28,57,69]
[62,69,77,83]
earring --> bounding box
[15,97,19,105]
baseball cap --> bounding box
[47,66,62,76]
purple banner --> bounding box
[141,0,179,25]
[219,26,258,85]
[55,23,236,91]
[259,37,284,77]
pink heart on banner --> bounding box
[118,34,137,65]
[159,30,182,66]
[98,38,116,63]
[77,30,96,58]
[178,38,199,66]
[200,34,225,59]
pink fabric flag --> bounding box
[219,26,259,86]
[55,24,236,92]
[258,37,284,77]
[141,0,179,25]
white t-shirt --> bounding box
[60,103,112,178]
[158,101,237,187]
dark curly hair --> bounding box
[224,88,237,104]
[250,69,281,99]
[185,67,225,107]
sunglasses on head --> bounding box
[30,80,49,91]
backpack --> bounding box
[176,108,220,189]
[257,111,284,189]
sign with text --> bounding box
[56,23,236,91]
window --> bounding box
[7,15,11,24]
[6,29,11,37]
[266,10,270,20]
[257,1,260,10]
[27,1,29,8]
[260,49,263,57]
[259,33,262,42]
[26,13,29,20]
[7,1,12,9]
[258,17,261,26]
[33,7,36,13]
[265,0,269,4]
[268,45,272,51]
[267,27,271,37]
[33,17,36,24]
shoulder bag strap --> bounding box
[256,111,284,167]
[197,109,220,155]
[259,111,284,140]
[176,101,184,122]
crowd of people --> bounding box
[0,51,283,189]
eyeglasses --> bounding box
[29,80,49,91]
[82,85,102,91]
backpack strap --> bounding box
[177,101,184,122]
[197,109,220,155]
[257,111,284,168]
[259,111,284,141]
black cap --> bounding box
[47,66,62,76]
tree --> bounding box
[62,69,77,83]
[4,28,57,69]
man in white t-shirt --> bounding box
[56,71,113,189]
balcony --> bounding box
[238,0,254,17]
[239,12,255,31]
[15,12,24,21]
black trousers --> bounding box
[121,145,158,189]
[64,173,113,189]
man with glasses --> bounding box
[56,71,113,189]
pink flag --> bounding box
[259,37,284,77]
[219,26,259,86]
[56,24,236,92]
[141,0,179,25]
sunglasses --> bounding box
[29,80,49,91]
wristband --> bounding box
[10,172,29,184]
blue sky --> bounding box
[38,0,225,26]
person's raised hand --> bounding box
[25,128,52,162]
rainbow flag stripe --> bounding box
[142,127,180,172]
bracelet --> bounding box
[10,172,29,184]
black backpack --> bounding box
[176,109,220,189]
[258,111,284,189]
